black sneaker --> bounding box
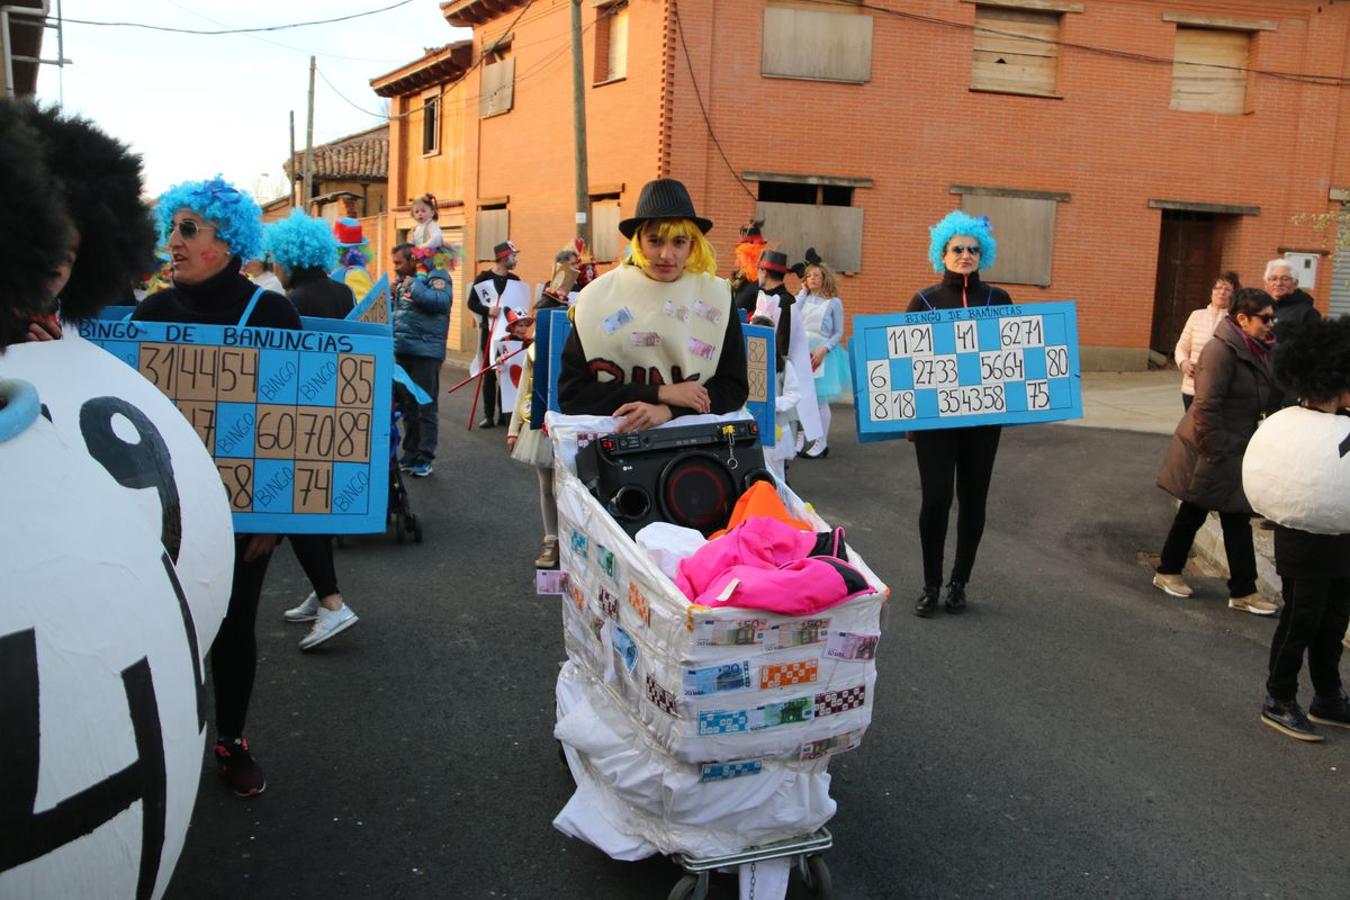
[478,417,497,429]
[914,585,940,618]
[1309,692,1350,729]
[1260,696,1324,742]
[214,736,267,797]
[944,581,967,614]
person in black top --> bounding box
[1262,258,1323,411]
[558,178,747,431]
[260,210,361,650]
[468,240,522,427]
[908,212,1012,619]
[1252,317,1350,741]
[751,250,795,362]
[133,177,299,798]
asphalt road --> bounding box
[169,370,1350,899]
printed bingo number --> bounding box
[866,316,1071,423]
[136,342,375,515]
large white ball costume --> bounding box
[0,333,232,899]
[1243,406,1350,534]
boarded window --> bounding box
[958,193,1057,286]
[754,181,864,274]
[595,3,629,83]
[421,94,440,155]
[590,196,622,262]
[762,2,872,84]
[971,6,1060,96]
[476,206,509,261]
[480,57,516,118]
[1171,27,1249,114]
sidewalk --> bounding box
[1065,369,1280,602]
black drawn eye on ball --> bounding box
[79,397,183,564]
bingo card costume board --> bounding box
[79,309,393,533]
[851,301,1082,439]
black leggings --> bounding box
[1266,576,1350,702]
[912,426,1002,587]
[213,535,275,738]
[289,534,340,598]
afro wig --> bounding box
[928,210,998,274]
[1273,316,1350,406]
[155,175,263,262]
[17,103,155,322]
[264,209,339,273]
[0,100,71,349]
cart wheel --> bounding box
[393,512,406,544]
[795,855,832,899]
[411,515,424,543]
[667,873,708,900]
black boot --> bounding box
[914,584,940,618]
[944,581,967,614]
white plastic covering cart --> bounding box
[547,413,889,899]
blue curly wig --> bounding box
[264,209,338,272]
[155,175,263,261]
[928,210,998,274]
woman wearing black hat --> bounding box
[558,179,748,432]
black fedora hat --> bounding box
[618,179,713,239]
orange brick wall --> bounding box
[422,0,1349,367]
[465,0,666,292]
[665,0,1349,367]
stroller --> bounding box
[387,408,423,544]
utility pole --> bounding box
[303,56,316,211]
[570,0,590,244]
[289,110,297,209]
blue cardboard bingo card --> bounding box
[851,302,1082,438]
[79,310,393,533]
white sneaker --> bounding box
[284,591,320,623]
[299,603,359,650]
[794,430,806,454]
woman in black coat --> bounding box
[1154,288,1278,614]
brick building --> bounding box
[380,0,1350,367]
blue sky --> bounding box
[35,1,468,199]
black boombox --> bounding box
[575,420,773,537]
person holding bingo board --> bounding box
[133,176,301,797]
[906,211,1011,619]
[557,178,747,430]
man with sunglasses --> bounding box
[1263,259,1322,411]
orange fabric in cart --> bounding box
[708,480,812,540]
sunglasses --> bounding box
[167,220,215,240]
[1250,313,1276,323]
[948,245,981,256]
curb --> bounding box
[1192,513,1280,601]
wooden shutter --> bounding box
[761,5,873,84]
[972,6,1060,96]
[479,57,516,118]
[590,199,622,262]
[476,208,509,260]
[607,6,629,80]
[754,202,865,274]
[1171,27,1249,114]
[959,194,1056,287]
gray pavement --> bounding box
[167,368,1350,900]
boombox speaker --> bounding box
[575,420,773,537]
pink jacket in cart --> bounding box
[675,516,872,615]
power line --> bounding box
[65,0,416,35]
[159,0,406,64]
[672,11,757,200]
